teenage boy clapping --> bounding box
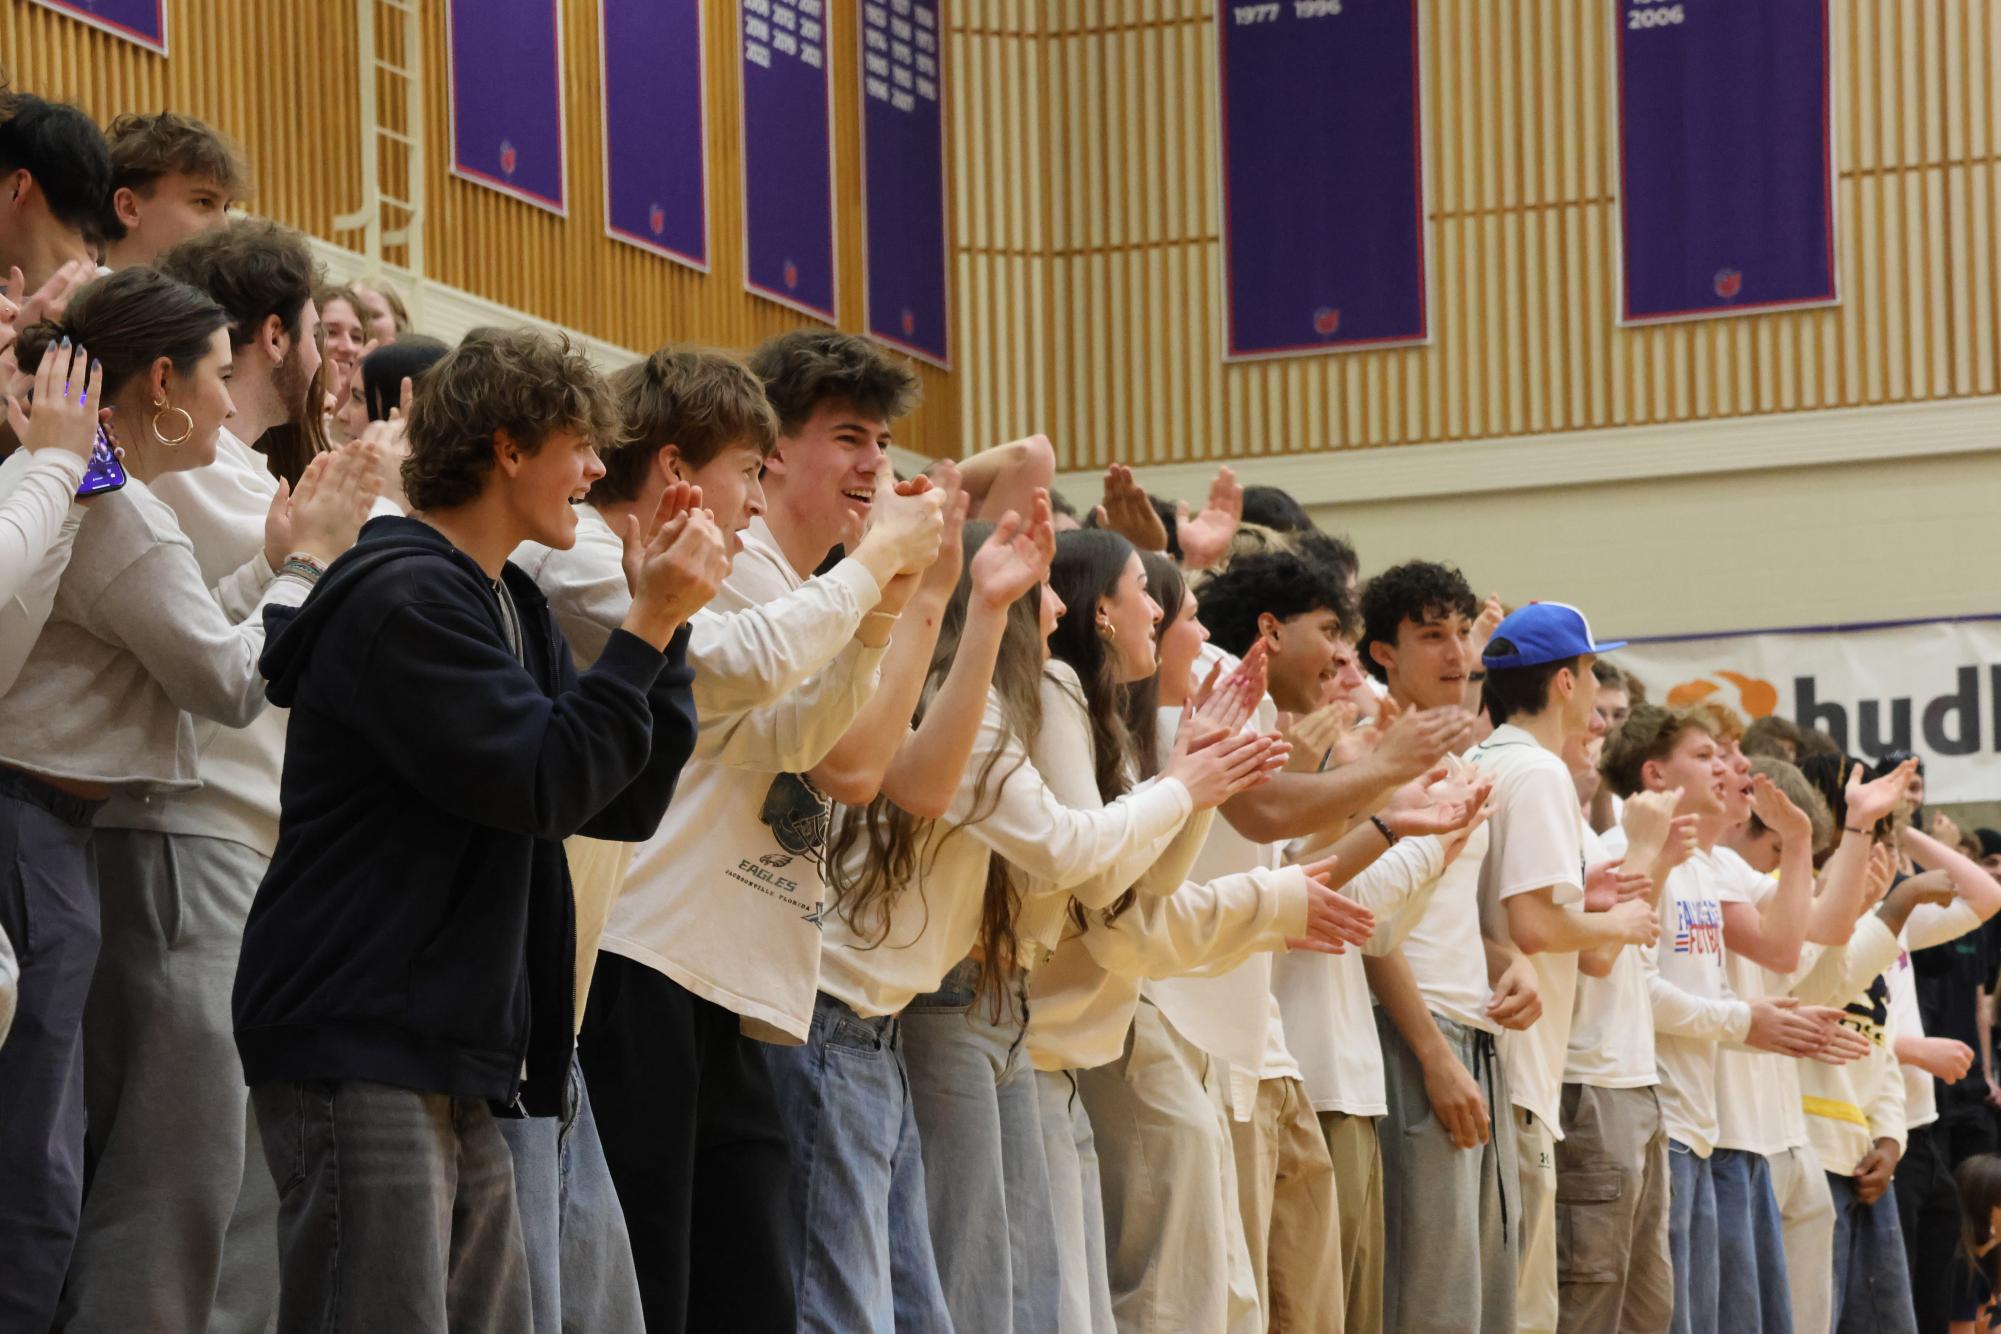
[232,327,725,1333]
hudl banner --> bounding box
[860,0,949,368]
[740,0,837,321]
[448,0,568,213]
[601,0,708,268]
[1615,0,1836,323]
[1217,0,1428,360]
[32,0,166,52]
[1614,617,2001,804]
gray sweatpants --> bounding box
[1376,1008,1519,1334]
[59,828,278,1334]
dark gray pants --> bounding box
[0,771,100,1333]
[60,829,278,1334]
[253,1079,534,1334]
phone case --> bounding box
[77,431,127,498]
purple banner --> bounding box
[31,0,165,53]
[739,0,837,321]
[1218,0,1427,360]
[1616,0,1835,323]
[860,1,948,367]
[600,0,707,267]
[448,0,568,214]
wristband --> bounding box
[1371,814,1399,847]
[1844,824,1869,836]
[279,552,327,584]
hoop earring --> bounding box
[151,398,194,448]
[1098,618,1117,643]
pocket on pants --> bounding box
[253,1083,318,1201]
[1556,1168,1626,1284]
[824,1014,888,1059]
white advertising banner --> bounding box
[1612,615,2001,804]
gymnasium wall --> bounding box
[1,0,960,453]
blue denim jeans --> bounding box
[900,958,1061,1334]
[1827,1170,1918,1334]
[1711,1148,1793,1334]
[764,989,951,1334]
[496,1055,643,1334]
[1667,1140,1719,1334]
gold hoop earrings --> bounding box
[1099,618,1118,643]
[151,397,194,448]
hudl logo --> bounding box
[1667,671,1778,719]
[1714,268,1743,299]
[1663,664,2001,761]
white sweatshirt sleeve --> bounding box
[1904,899,1984,954]
[80,538,309,728]
[1790,915,1903,1008]
[1079,865,1309,981]
[1349,836,1449,956]
[1867,1012,1910,1151]
[686,559,882,716]
[692,635,890,772]
[1644,948,1754,1043]
[0,449,87,694]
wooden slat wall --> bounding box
[954,0,2001,471]
[2,0,958,456]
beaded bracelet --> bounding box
[278,552,327,584]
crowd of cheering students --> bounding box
[6,82,2001,1334]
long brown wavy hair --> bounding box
[1046,529,1150,924]
[826,522,1047,1015]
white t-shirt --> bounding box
[1564,824,1658,1089]
[1471,725,1586,1135]
[1646,850,1755,1156]
[1272,834,1446,1116]
[1886,944,1936,1132]
[1711,849,1796,1156]
[1396,819,1495,1032]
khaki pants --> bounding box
[1515,1107,1558,1334]
[1770,1142,1836,1334]
[1554,1082,1672,1334]
[1230,1075,1342,1333]
[1077,1000,1258,1333]
[1318,1111,1384,1334]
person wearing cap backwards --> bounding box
[1463,604,1661,1334]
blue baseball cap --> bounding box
[1481,602,1625,669]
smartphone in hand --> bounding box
[76,425,127,498]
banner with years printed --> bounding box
[740,0,837,321]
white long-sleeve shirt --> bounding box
[0,447,87,696]
[598,517,891,1043]
[0,465,308,792]
[1646,853,1754,1157]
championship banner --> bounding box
[859,0,948,368]
[447,0,568,214]
[1217,0,1428,361]
[1613,616,2001,804]
[601,0,708,268]
[739,0,837,321]
[1615,0,1836,324]
[31,0,166,53]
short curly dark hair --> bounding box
[1357,560,1478,683]
[1194,550,1354,658]
[402,327,618,512]
[748,330,921,435]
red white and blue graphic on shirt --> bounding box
[447,0,568,213]
[1218,0,1429,359]
[1671,896,1725,958]
[1615,0,1836,323]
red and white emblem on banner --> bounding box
[499,140,518,177]
[783,260,799,291]
[900,308,916,336]
[1713,268,1743,299]
[1312,306,1341,337]
[648,203,666,236]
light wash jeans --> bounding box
[1711,1148,1793,1334]
[1667,1140,1719,1334]
[764,989,951,1334]
[900,958,1061,1334]
[1037,1068,1114,1333]
[1827,1170,1918,1334]
[496,1055,644,1334]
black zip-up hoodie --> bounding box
[232,516,696,1116]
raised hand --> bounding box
[1285,853,1376,955]
[1749,773,1813,847]
[10,259,94,329]
[1092,462,1168,552]
[1846,757,1917,830]
[285,443,382,563]
[1468,594,1505,661]
[1583,859,1654,912]
[1284,698,1357,773]
[1619,787,1680,863]
[1164,729,1289,810]
[970,489,1055,610]
[627,507,731,642]
[1932,811,1967,851]
[1174,464,1243,569]
[1373,704,1478,783]
[1386,773,1494,841]
[6,336,102,465]
[859,458,948,576]
[915,461,970,599]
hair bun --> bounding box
[11,317,67,374]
